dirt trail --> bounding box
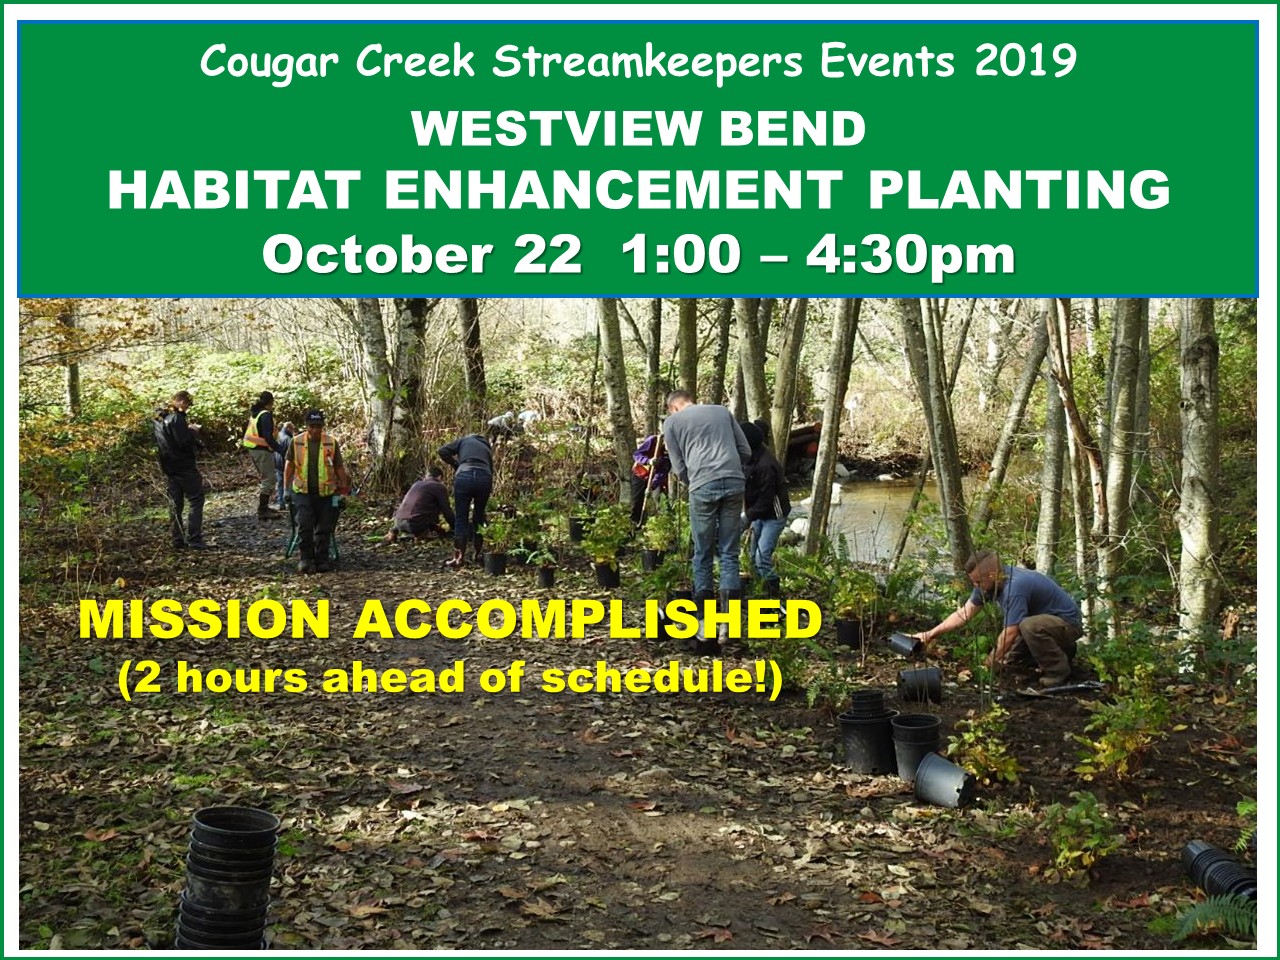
[17,488,1254,950]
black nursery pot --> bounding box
[536,566,556,589]
[913,753,976,808]
[483,552,508,575]
[641,549,665,571]
[594,562,621,588]
[898,666,943,704]
[568,517,589,542]
[837,709,899,775]
[191,807,279,850]
[835,618,864,650]
[848,688,888,718]
[887,632,924,658]
[891,713,943,783]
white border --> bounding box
[5,5,1276,957]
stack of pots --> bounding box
[178,806,279,950]
[1182,840,1258,899]
[837,689,899,775]
[891,713,942,783]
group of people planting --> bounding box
[153,388,1083,685]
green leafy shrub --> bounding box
[1038,790,1123,883]
[948,704,1022,785]
[1074,664,1171,780]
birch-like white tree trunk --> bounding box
[1177,298,1221,638]
[596,299,638,486]
[805,298,860,555]
[769,298,808,455]
[678,298,698,399]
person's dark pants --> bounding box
[164,467,205,546]
[453,470,493,548]
[295,493,337,561]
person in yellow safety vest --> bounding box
[243,391,285,521]
[282,409,351,574]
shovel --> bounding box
[997,680,1104,702]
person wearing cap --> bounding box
[153,390,208,549]
[283,409,351,573]
[243,391,285,521]
[437,431,494,568]
[740,419,790,599]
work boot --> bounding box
[315,535,333,572]
[764,578,781,600]
[297,547,316,574]
[257,493,278,521]
[444,541,466,569]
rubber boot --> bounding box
[315,533,333,572]
[764,578,781,600]
[444,540,466,569]
[257,492,277,521]
[297,544,316,574]
[472,535,485,564]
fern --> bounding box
[1234,798,1258,854]
[1174,894,1256,942]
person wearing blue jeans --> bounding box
[740,420,791,598]
[663,391,751,654]
[438,432,494,569]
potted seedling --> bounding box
[515,536,559,589]
[582,502,631,589]
[832,567,879,651]
[481,514,515,576]
[640,508,679,571]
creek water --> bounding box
[795,478,942,565]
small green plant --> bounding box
[481,514,515,553]
[635,554,691,601]
[582,502,632,567]
[1174,894,1257,943]
[1038,790,1123,883]
[1234,797,1258,854]
[641,508,679,551]
[513,539,557,568]
[831,567,878,621]
[948,704,1022,785]
[1074,664,1171,780]
[804,660,858,713]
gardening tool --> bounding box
[997,680,1104,702]
[636,432,664,527]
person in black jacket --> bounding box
[153,390,208,549]
[740,420,790,598]
[437,432,493,568]
[382,466,455,542]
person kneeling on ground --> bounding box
[915,549,1083,687]
[383,466,455,543]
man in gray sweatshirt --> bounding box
[663,391,752,652]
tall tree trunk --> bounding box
[769,298,809,454]
[708,298,732,405]
[735,298,770,422]
[1132,308,1153,480]
[1046,298,1106,633]
[645,298,662,434]
[978,298,1010,413]
[356,298,393,458]
[384,298,431,491]
[1036,302,1067,574]
[58,305,81,417]
[677,298,699,399]
[1100,298,1145,629]
[805,298,861,555]
[971,310,1049,530]
[1177,299,1221,638]
[899,298,972,571]
[596,299,638,488]
[457,298,486,423]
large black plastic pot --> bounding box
[568,517,589,543]
[898,666,943,704]
[186,854,274,882]
[183,867,271,912]
[179,892,269,924]
[848,689,889,718]
[838,709,899,775]
[835,618,864,650]
[887,632,924,658]
[174,929,265,950]
[536,566,556,589]
[191,807,279,849]
[891,713,942,783]
[483,552,508,575]
[176,917,266,946]
[641,549,665,571]
[913,752,976,808]
[594,562,621,588]
[188,835,276,865]
[178,904,268,937]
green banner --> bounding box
[18,20,1258,295]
